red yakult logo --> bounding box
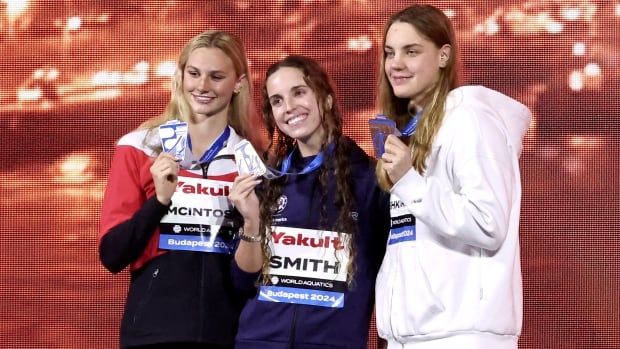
[271,231,344,250]
[177,181,230,196]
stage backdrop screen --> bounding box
[1,1,618,348]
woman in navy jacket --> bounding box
[229,55,390,349]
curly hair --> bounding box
[258,55,358,285]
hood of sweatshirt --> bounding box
[446,85,532,157]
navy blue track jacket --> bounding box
[232,137,390,349]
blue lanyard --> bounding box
[279,149,325,174]
[400,110,422,137]
[187,126,230,164]
[265,142,334,177]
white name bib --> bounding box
[258,226,350,308]
[388,198,416,245]
[159,176,236,254]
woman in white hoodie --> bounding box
[374,4,531,348]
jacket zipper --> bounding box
[199,164,210,341]
[478,247,483,301]
[389,250,398,339]
[288,306,298,348]
[198,253,206,342]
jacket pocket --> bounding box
[391,244,446,338]
[375,253,394,340]
[122,260,161,335]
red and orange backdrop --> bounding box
[1,1,618,348]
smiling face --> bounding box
[384,21,450,107]
[266,66,326,155]
[182,47,243,121]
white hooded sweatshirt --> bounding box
[375,86,531,348]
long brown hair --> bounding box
[376,5,459,190]
[259,55,358,284]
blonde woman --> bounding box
[99,30,258,349]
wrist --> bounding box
[242,219,259,234]
[155,194,171,206]
[238,226,261,243]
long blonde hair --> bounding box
[376,5,459,190]
[140,30,259,149]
